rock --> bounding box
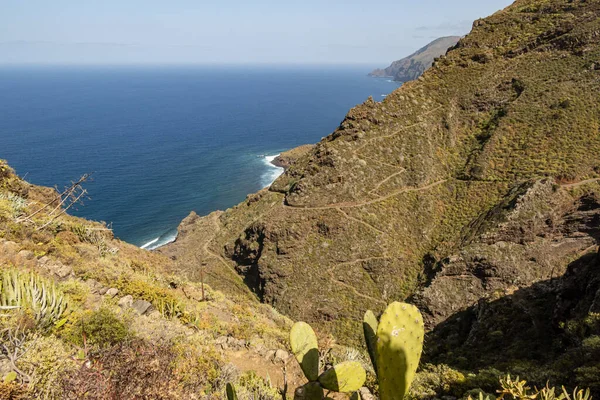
[41,260,73,279]
[228,337,247,349]
[51,263,72,279]
[264,350,276,361]
[0,241,19,255]
[86,279,106,295]
[131,299,153,315]
[215,336,229,350]
[17,250,35,260]
[118,295,133,308]
[359,387,376,400]
[37,256,50,265]
[274,349,289,363]
[105,288,119,298]
[253,343,267,356]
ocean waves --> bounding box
[261,154,284,188]
[140,229,178,250]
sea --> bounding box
[0,65,401,249]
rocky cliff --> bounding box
[164,0,600,392]
[369,36,461,82]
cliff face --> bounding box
[369,36,461,82]
[164,0,600,391]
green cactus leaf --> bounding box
[376,302,424,400]
[226,382,238,400]
[290,321,320,381]
[350,393,360,400]
[318,361,366,393]
[3,371,17,384]
[293,382,324,400]
[363,309,379,373]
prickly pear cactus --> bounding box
[226,383,238,400]
[363,310,379,372]
[294,382,324,400]
[318,361,366,393]
[290,322,320,381]
[375,302,424,400]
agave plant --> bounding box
[0,269,68,328]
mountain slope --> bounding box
[165,0,600,349]
[369,36,461,82]
[0,160,307,398]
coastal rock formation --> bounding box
[271,144,315,170]
[164,0,600,390]
[369,36,461,82]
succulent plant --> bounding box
[363,302,425,400]
[226,382,238,400]
[0,269,68,328]
[290,321,366,399]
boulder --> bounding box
[131,299,153,315]
[117,295,133,308]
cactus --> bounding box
[363,309,379,372]
[226,383,238,400]
[294,382,324,400]
[290,321,320,381]
[0,269,68,328]
[363,302,424,400]
[290,321,366,398]
[318,361,366,393]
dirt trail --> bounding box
[336,208,386,235]
[561,178,600,189]
[325,257,389,305]
[286,179,447,210]
[353,105,443,154]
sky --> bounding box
[0,0,514,65]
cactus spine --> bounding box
[290,321,366,399]
[364,302,424,400]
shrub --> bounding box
[63,307,130,348]
[19,335,75,400]
[62,339,180,400]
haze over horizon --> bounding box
[1,0,513,65]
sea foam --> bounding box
[140,229,178,251]
[261,154,284,188]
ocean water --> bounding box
[0,65,400,248]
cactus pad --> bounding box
[226,383,238,400]
[363,309,379,372]
[375,302,424,400]
[318,361,366,393]
[290,321,320,381]
[294,382,324,400]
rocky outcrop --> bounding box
[369,36,461,82]
[271,144,315,170]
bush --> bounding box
[62,339,180,400]
[63,307,130,348]
[19,335,75,400]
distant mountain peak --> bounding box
[369,36,461,82]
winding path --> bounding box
[285,179,447,210]
[561,178,600,189]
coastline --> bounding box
[146,150,294,251]
[269,144,314,170]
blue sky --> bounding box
[0,0,513,65]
